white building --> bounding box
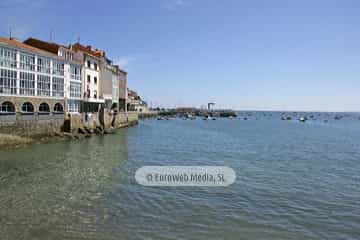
[0,37,81,115]
[23,38,83,113]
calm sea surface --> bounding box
[1,112,360,240]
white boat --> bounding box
[299,117,306,122]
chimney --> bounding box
[95,49,105,57]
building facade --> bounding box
[0,37,70,116]
[100,57,115,110]
[23,38,83,113]
[0,36,130,117]
[71,43,104,112]
[127,88,148,112]
[118,69,127,112]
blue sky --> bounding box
[1,0,359,111]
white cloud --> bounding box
[163,0,187,10]
[114,57,136,70]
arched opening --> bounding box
[53,103,64,113]
[39,102,50,114]
[0,101,15,115]
[111,102,118,112]
[21,102,34,114]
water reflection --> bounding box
[0,129,128,240]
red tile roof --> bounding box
[72,43,104,58]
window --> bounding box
[70,64,81,80]
[64,51,73,61]
[20,52,35,71]
[37,57,51,73]
[94,77,97,84]
[53,60,64,76]
[0,47,17,68]
[70,82,81,98]
[111,103,118,110]
[87,75,90,83]
[0,69,17,94]
[0,101,15,113]
[85,88,90,98]
[54,103,63,112]
[67,100,81,113]
[37,75,51,96]
[52,77,64,97]
[39,102,50,113]
[21,102,34,113]
[94,63,97,70]
[19,72,35,95]
[94,90,97,98]
[87,61,91,68]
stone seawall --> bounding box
[0,111,138,142]
[0,113,64,137]
[68,111,138,133]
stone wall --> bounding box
[0,96,66,137]
[0,113,64,137]
[67,111,138,132]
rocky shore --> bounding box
[0,134,34,149]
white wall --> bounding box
[84,56,100,100]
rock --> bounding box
[84,127,93,134]
[63,132,75,139]
[54,131,63,137]
[94,126,104,135]
[78,128,86,134]
[104,128,115,134]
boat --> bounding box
[299,117,307,122]
[189,115,196,120]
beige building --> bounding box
[71,43,104,112]
[118,69,127,112]
[127,88,149,113]
[100,57,122,111]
